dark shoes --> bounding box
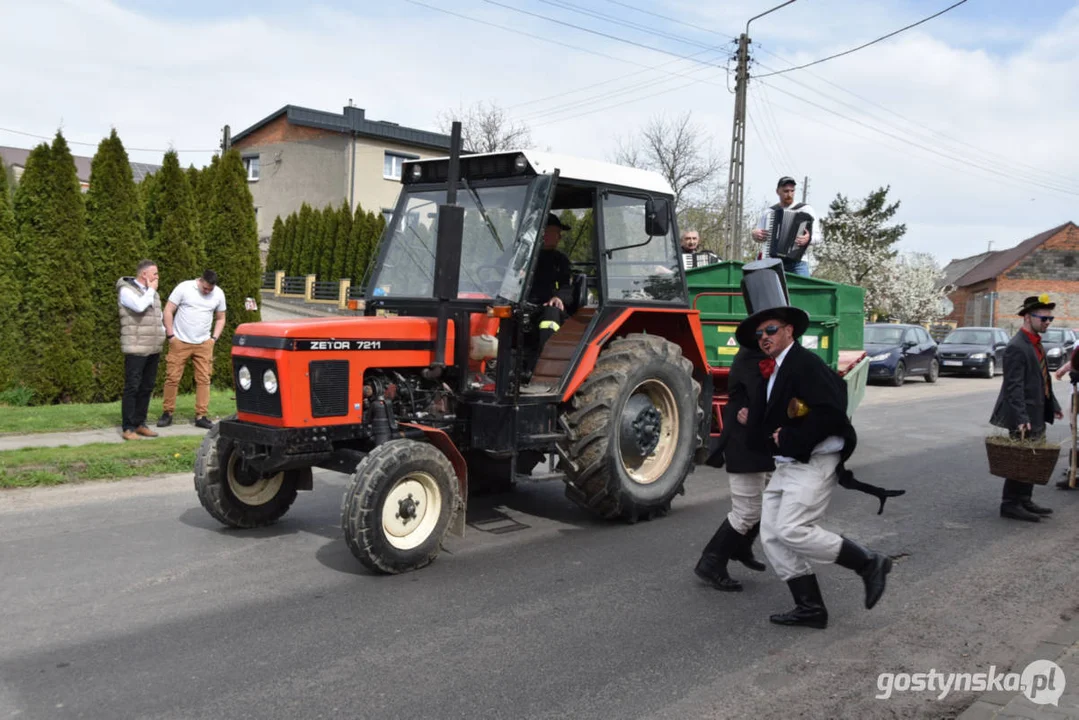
[835,537,893,610]
[157,412,173,428]
[1001,502,1041,522]
[695,554,743,592]
[194,416,214,430]
[769,574,828,629]
[1021,499,1052,516]
[695,519,755,592]
[731,522,767,572]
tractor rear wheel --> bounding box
[341,440,459,574]
[194,418,305,528]
[557,334,701,522]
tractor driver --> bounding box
[526,213,575,372]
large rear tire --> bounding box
[194,418,305,528]
[341,440,459,574]
[557,334,701,522]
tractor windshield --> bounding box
[370,176,551,302]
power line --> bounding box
[538,0,730,54]
[746,111,783,177]
[0,126,216,154]
[481,0,730,71]
[756,0,970,78]
[750,82,796,171]
[602,0,736,39]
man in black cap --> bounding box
[737,260,893,629]
[989,294,1063,519]
[525,213,575,370]
[750,176,818,277]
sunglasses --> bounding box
[755,324,785,339]
[1032,314,1054,322]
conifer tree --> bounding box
[320,203,340,279]
[13,135,95,402]
[330,201,353,281]
[0,159,20,389]
[86,130,149,400]
[265,216,284,273]
[280,212,298,275]
[146,150,201,298]
[293,203,313,276]
[203,149,262,386]
[193,155,218,267]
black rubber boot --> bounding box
[694,519,743,592]
[835,537,893,610]
[769,574,828,629]
[731,521,766,572]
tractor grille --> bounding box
[310,360,349,418]
[233,358,282,417]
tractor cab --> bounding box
[365,150,689,399]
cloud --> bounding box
[2,0,1077,265]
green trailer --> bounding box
[687,261,869,419]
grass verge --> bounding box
[0,435,203,488]
[0,391,235,435]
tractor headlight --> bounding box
[238,365,252,391]
[263,369,278,394]
[513,154,528,172]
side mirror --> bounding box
[645,197,670,237]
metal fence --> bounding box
[348,284,366,300]
[281,276,306,295]
[312,281,340,301]
[260,272,275,290]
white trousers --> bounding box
[760,453,844,581]
[727,471,771,534]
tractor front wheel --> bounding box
[341,440,459,574]
[194,419,305,528]
[557,334,701,522]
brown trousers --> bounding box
[162,338,214,416]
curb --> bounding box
[957,616,1079,719]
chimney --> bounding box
[343,105,365,126]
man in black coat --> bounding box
[736,260,892,630]
[989,294,1063,519]
[695,347,775,591]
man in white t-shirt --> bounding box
[157,269,227,430]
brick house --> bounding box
[229,104,452,243]
[941,222,1079,332]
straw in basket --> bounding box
[984,430,1061,485]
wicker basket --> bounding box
[984,435,1061,485]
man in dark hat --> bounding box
[750,176,818,277]
[525,213,575,372]
[694,345,774,592]
[737,260,892,629]
[990,294,1064,519]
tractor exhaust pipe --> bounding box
[427,121,464,379]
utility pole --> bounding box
[221,125,231,153]
[724,0,798,261]
[724,34,750,261]
[802,175,809,203]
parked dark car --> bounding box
[937,326,1008,378]
[865,323,939,386]
[1043,328,1077,370]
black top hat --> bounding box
[546,212,570,230]
[735,259,810,348]
[1018,294,1055,316]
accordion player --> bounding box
[681,250,720,269]
[765,203,815,262]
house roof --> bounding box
[231,104,452,152]
[952,221,1076,287]
[0,145,159,184]
[940,251,994,289]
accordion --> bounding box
[766,204,814,261]
[681,250,720,269]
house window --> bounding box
[384,151,418,180]
[243,155,260,182]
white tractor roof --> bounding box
[414,149,675,197]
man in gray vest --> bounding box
[117,260,167,440]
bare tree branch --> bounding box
[437,102,534,154]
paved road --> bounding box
[2,376,1077,720]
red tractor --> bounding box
[195,133,719,573]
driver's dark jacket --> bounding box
[529,249,573,306]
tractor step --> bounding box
[522,432,566,444]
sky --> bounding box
[2,0,1077,266]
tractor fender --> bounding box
[561,308,710,402]
[397,422,468,537]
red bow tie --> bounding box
[759,358,776,379]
